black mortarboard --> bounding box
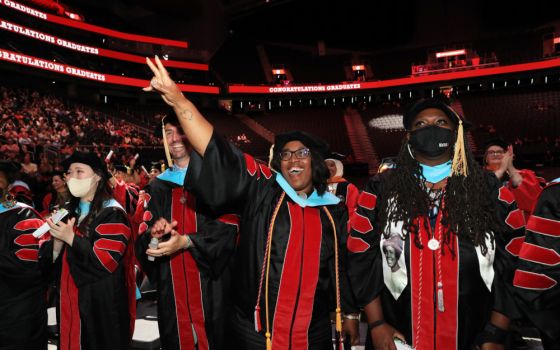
[273,130,330,159]
[154,114,180,138]
[402,98,470,131]
[115,163,134,174]
[62,152,110,178]
[149,161,162,171]
[483,137,509,151]
[113,163,128,172]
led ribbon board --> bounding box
[0,0,188,48]
[0,49,219,94]
[228,58,560,94]
[0,18,207,70]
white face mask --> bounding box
[67,177,95,198]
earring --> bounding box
[407,143,415,159]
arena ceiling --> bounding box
[57,0,560,57]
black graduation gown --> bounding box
[513,181,560,345]
[135,174,239,350]
[348,171,525,350]
[40,200,136,350]
[0,203,47,350]
[185,133,358,350]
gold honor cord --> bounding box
[253,192,285,350]
[267,144,275,169]
[254,191,344,350]
[322,207,343,349]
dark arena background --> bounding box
[1,0,559,349]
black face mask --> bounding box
[409,125,455,157]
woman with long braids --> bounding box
[347,99,526,350]
[41,152,136,350]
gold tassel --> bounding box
[126,165,132,175]
[266,332,272,350]
[335,307,342,333]
[451,120,468,177]
[267,144,275,169]
[161,163,166,173]
[161,117,174,168]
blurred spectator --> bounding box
[21,152,38,176]
[483,137,545,219]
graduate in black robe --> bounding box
[142,56,358,350]
[40,152,136,350]
[347,99,525,350]
[135,115,239,350]
[513,178,560,350]
[0,189,47,350]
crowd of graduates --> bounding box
[0,57,558,350]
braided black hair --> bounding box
[376,133,503,255]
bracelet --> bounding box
[343,313,360,320]
[368,319,385,330]
[183,235,193,250]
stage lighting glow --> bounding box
[368,114,404,131]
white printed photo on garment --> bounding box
[380,220,408,300]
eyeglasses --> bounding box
[279,148,311,161]
[486,150,505,156]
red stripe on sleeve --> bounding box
[358,191,377,210]
[526,215,560,237]
[15,248,38,262]
[93,248,119,272]
[138,222,148,235]
[259,163,272,179]
[218,214,240,227]
[514,270,557,290]
[14,233,38,247]
[519,242,560,266]
[351,212,374,234]
[347,235,370,253]
[94,238,127,254]
[142,210,153,222]
[95,223,131,238]
[498,186,515,205]
[244,154,258,177]
[505,236,524,256]
[14,218,44,231]
[505,209,525,230]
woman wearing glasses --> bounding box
[143,56,359,350]
[484,138,544,219]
